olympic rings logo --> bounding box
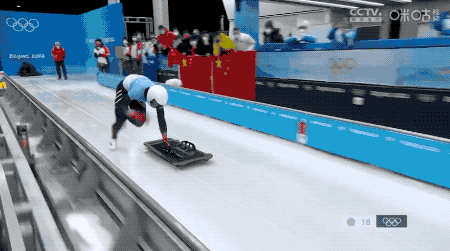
[6,18,39,32]
[382,217,402,227]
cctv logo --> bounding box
[350,9,383,23]
[350,9,382,17]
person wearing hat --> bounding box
[328,17,358,46]
[262,21,284,44]
[51,42,68,80]
[94,38,111,73]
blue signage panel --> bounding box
[0,4,125,76]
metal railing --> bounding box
[1,75,210,251]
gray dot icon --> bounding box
[347,218,355,226]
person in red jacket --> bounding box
[157,25,176,56]
[126,33,144,75]
[94,38,110,73]
[51,42,68,80]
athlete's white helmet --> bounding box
[123,74,143,91]
[147,85,168,106]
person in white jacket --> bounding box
[231,27,255,51]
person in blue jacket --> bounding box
[328,18,358,47]
[110,74,170,150]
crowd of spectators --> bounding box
[116,25,259,75]
[111,17,362,76]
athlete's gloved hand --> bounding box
[162,133,170,146]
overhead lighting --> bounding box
[17,5,21,7]
[287,0,359,9]
[338,0,384,6]
[389,0,412,2]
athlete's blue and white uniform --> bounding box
[112,75,167,140]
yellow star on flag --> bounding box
[182,59,187,67]
[216,60,222,67]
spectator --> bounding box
[157,25,176,55]
[51,42,67,80]
[213,30,236,56]
[142,35,157,64]
[182,30,191,39]
[186,35,201,55]
[231,27,255,51]
[192,29,201,37]
[127,33,144,75]
[94,38,110,73]
[172,35,187,53]
[197,31,214,56]
[119,37,133,76]
[287,19,317,44]
[263,21,284,43]
[328,17,358,46]
[173,27,180,37]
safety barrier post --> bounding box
[16,124,34,165]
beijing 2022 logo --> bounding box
[6,18,39,32]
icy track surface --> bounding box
[9,75,450,251]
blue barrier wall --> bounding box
[0,11,80,75]
[96,72,450,190]
[80,4,125,75]
[0,4,125,76]
[256,37,450,89]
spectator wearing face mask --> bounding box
[186,35,201,56]
[172,35,187,53]
[94,38,111,73]
[285,19,317,45]
[126,34,144,75]
[119,37,132,76]
[51,42,67,80]
[231,27,256,51]
[172,27,180,37]
[142,35,157,64]
[192,29,201,37]
[197,31,214,56]
[263,21,284,44]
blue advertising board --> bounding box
[0,4,125,76]
[256,46,450,89]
